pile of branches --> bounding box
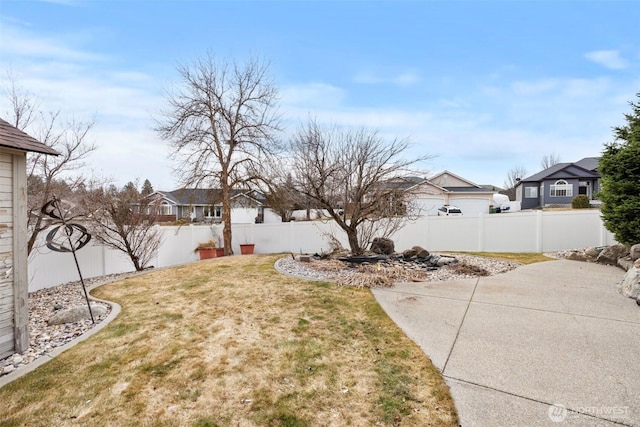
[336,263,429,289]
[304,252,492,288]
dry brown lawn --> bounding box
[0,255,457,427]
[446,252,554,265]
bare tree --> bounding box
[289,119,429,255]
[262,174,302,222]
[3,76,98,254]
[503,165,528,201]
[3,70,38,130]
[84,182,162,271]
[256,157,304,222]
[157,54,281,254]
[540,153,561,170]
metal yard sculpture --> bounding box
[42,196,95,323]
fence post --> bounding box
[478,213,485,252]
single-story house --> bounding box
[0,118,58,359]
[406,171,497,216]
[515,157,601,210]
[150,188,281,224]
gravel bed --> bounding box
[275,253,521,283]
[0,273,131,377]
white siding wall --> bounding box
[28,210,617,291]
[0,151,29,359]
[0,153,14,358]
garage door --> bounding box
[414,197,446,216]
[449,198,490,216]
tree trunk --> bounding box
[27,214,43,255]
[221,180,233,255]
[346,227,362,255]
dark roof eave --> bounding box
[0,118,60,155]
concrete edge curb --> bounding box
[0,287,122,388]
[0,258,247,388]
[273,256,334,282]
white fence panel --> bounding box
[231,221,347,255]
[28,240,133,292]
[28,210,617,291]
[540,210,617,251]
[482,212,539,252]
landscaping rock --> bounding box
[584,246,603,258]
[618,258,634,272]
[416,248,430,259]
[402,245,429,259]
[630,243,640,261]
[437,256,456,267]
[596,244,630,266]
[47,304,108,326]
[566,252,592,262]
[618,266,640,300]
[370,238,395,255]
[402,248,417,259]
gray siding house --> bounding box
[0,118,58,359]
[516,157,601,210]
[150,188,269,223]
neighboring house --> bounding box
[150,188,281,224]
[0,118,58,359]
[407,170,496,216]
[515,157,601,210]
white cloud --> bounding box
[1,24,106,62]
[280,83,346,108]
[0,21,172,189]
[584,50,629,70]
[353,69,421,86]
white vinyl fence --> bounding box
[29,210,616,291]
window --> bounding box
[160,202,172,215]
[525,187,538,198]
[550,180,572,197]
[204,206,222,218]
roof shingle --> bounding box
[0,118,59,155]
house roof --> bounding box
[429,170,483,188]
[154,188,265,206]
[573,157,599,171]
[442,186,495,194]
[0,118,59,155]
[519,158,600,184]
[376,176,429,192]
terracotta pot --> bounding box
[240,243,255,255]
[198,248,216,260]
[215,248,226,257]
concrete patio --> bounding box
[373,259,639,426]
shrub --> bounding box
[599,93,640,245]
[571,195,590,209]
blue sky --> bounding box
[1,0,638,191]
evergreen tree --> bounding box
[141,179,154,196]
[598,93,640,245]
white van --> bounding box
[492,194,511,212]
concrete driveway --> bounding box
[372,259,639,426]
